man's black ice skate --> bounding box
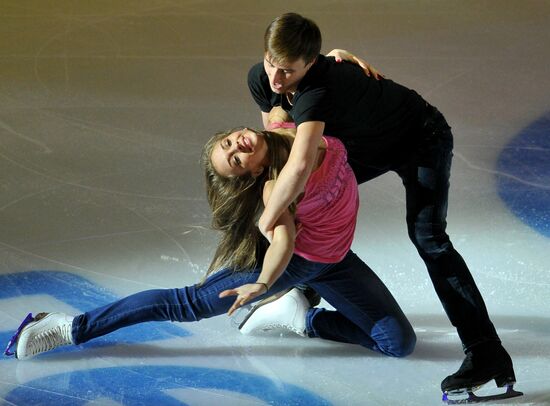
[441,342,523,404]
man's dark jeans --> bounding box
[350,104,500,351]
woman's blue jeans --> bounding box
[72,251,416,358]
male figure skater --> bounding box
[242,12,519,401]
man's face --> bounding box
[263,53,314,94]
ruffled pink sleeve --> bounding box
[266,122,296,130]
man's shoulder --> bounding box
[301,55,364,94]
[248,61,277,112]
[248,62,266,82]
[320,56,366,84]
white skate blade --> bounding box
[442,384,523,404]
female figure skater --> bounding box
[5,108,415,360]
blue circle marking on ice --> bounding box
[4,366,331,405]
[496,112,550,237]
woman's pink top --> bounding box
[268,122,359,263]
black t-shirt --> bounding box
[248,55,427,176]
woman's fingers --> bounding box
[227,295,250,316]
[220,283,265,315]
[219,289,236,298]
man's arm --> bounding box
[326,48,385,80]
[261,111,270,129]
[258,120,325,239]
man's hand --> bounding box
[327,48,385,80]
[219,283,267,316]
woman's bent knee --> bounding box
[393,329,416,357]
[379,329,416,358]
[367,317,416,358]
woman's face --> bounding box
[211,128,269,178]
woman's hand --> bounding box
[219,283,267,316]
[327,48,385,80]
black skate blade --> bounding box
[4,313,34,357]
[443,384,523,404]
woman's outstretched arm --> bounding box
[219,180,296,315]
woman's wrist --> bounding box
[255,282,269,293]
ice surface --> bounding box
[1,1,549,405]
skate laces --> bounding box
[27,319,73,356]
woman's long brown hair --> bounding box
[201,128,293,275]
